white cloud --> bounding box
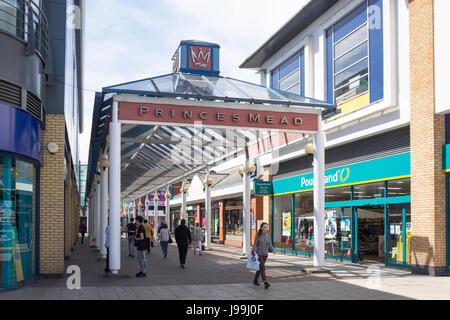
[80,0,309,163]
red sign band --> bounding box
[119,102,318,131]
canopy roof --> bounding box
[86,72,337,202]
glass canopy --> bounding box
[86,72,337,201]
[103,72,336,111]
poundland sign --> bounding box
[272,153,411,196]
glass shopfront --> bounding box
[272,178,412,266]
[224,198,243,242]
[294,192,313,254]
[212,202,220,238]
[186,205,196,233]
[0,154,36,289]
[170,207,181,233]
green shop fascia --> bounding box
[259,152,413,267]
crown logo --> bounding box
[191,47,211,68]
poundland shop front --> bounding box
[270,152,411,268]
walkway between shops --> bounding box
[0,236,449,300]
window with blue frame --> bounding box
[326,0,384,106]
[271,49,305,96]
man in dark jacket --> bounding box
[175,219,191,269]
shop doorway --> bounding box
[355,205,385,263]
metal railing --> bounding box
[0,0,49,61]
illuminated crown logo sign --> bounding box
[190,47,211,68]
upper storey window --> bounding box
[326,0,384,110]
[271,49,305,96]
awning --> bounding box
[86,72,336,202]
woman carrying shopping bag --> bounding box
[251,222,275,289]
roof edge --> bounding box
[239,0,339,69]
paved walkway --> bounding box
[1,236,449,300]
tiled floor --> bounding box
[0,236,449,300]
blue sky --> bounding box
[80,0,308,162]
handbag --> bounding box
[168,231,173,244]
[151,240,154,247]
[246,253,260,271]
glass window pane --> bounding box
[405,204,411,265]
[285,83,300,95]
[335,24,368,58]
[334,2,367,43]
[273,195,292,250]
[387,204,403,264]
[335,41,368,74]
[334,58,368,89]
[335,74,369,104]
[388,178,411,197]
[353,182,385,200]
[279,70,300,91]
[152,74,178,93]
[271,69,279,90]
[294,192,314,253]
[0,0,18,36]
[0,155,35,289]
[279,53,300,79]
[325,186,351,202]
[341,208,352,258]
[325,208,341,257]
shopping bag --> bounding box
[246,254,260,271]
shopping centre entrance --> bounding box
[355,205,385,263]
[85,40,337,274]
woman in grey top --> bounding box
[251,222,275,289]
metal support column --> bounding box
[313,114,325,268]
[243,152,251,257]
[205,169,211,249]
[95,181,101,250]
[182,180,187,221]
[109,99,121,274]
[100,165,108,258]
[165,187,171,225]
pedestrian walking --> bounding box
[126,217,137,258]
[135,216,147,277]
[104,218,111,275]
[174,219,191,269]
[252,222,275,289]
[79,221,87,244]
[143,219,154,254]
[158,222,170,258]
[192,222,203,255]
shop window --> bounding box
[325,207,352,258]
[405,204,411,265]
[294,192,314,254]
[325,186,351,202]
[387,204,402,264]
[387,178,410,197]
[211,202,220,237]
[352,181,385,200]
[273,195,292,250]
[0,155,36,289]
[225,209,242,239]
[271,49,305,95]
[386,204,411,265]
